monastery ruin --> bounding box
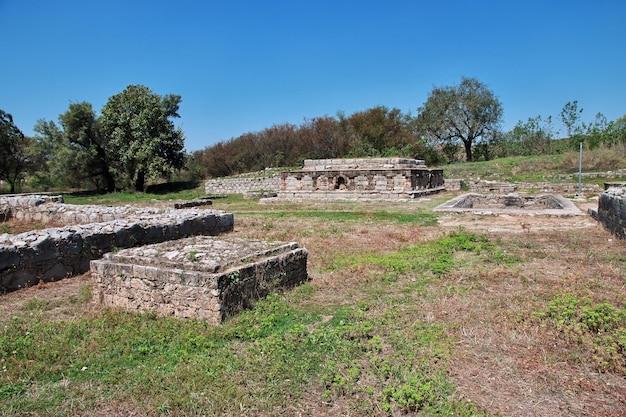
[267,158,445,202]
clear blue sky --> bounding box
[2,0,625,152]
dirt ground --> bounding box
[1,197,625,416]
[436,198,626,417]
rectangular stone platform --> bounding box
[90,236,309,323]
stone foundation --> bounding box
[205,174,280,195]
[590,187,626,239]
[90,236,309,322]
[263,158,444,202]
[0,195,234,292]
[434,193,584,216]
[468,180,601,195]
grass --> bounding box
[6,214,623,415]
[2,154,626,415]
[0,277,488,416]
[63,186,208,206]
[532,293,626,373]
[435,148,626,184]
[237,209,438,225]
[1,223,496,416]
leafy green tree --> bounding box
[59,102,115,191]
[31,104,116,192]
[100,85,186,191]
[607,114,626,146]
[339,106,415,157]
[560,100,584,139]
[31,119,64,190]
[0,110,31,193]
[497,115,555,157]
[416,77,503,161]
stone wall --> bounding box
[0,195,234,292]
[205,176,280,195]
[590,187,626,239]
[468,180,602,195]
[91,236,309,322]
[0,194,63,222]
[266,158,444,202]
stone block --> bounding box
[90,236,309,323]
[0,245,20,270]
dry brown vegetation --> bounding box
[232,202,626,416]
[1,217,67,235]
[1,196,625,416]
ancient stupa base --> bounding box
[262,158,445,202]
[90,236,308,323]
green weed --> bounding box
[534,293,626,372]
[238,209,438,225]
[327,230,511,278]
[0,288,491,416]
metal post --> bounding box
[578,141,583,197]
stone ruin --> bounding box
[262,158,445,202]
[1,195,310,322]
[0,195,234,292]
[434,193,585,216]
[91,236,308,323]
[590,186,626,239]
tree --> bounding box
[31,104,116,192]
[416,77,503,161]
[342,106,415,156]
[31,119,64,190]
[607,114,626,146]
[100,85,186,192]
[497,115,555,157]
[58,102,116,192]
[297,116,345,159]
[560,100,583,139]
[0,110,31,193]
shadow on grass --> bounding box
[65,181,202,197]
[145,181,201,194]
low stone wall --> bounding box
[205,176,280,195]
[468,180,601,195]
[434,193,584,216]
[590,188,626,239]
[91,236,309,322]
[555,169,626,180]
[0,194,63,222]
[0,195,234,292]
[444,179,465,191]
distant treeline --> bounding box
[190,107,444,178]
[190,104,626,179]
[3,78,626,194]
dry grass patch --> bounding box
[2,199,625,416]
[433,227,626,417]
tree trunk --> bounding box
[134,170,145,192]
[463,139,473,162]
[103,169,115,193]
[96,145,116,193]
